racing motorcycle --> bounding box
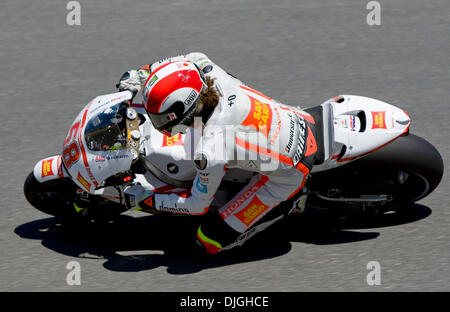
[24,90,444,222]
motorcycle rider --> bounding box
[118,52,318,254]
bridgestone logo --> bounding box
[293,115,306,167]
[285,114,296,153]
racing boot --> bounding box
[195,212,241,255]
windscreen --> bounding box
[84,103,127,151]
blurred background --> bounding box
[0,0,448,291]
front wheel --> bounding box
[306,134,444,215]
[24,172,127,220]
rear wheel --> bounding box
[306,134,444,216]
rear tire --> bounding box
[355,134,443,198]
[307,134,444,215]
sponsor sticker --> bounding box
[195,177,208,194]
[168,112,177,121]
[105,154,130,161]
[184,90,198,108]
[349,116,356,131]
[110,96,124,103]
[371,111,387,129]
[148,75,158,87]
[234,196,269,227]
[304,126,317,158]
[95,156,106,162]
[143,195,153,208]
[41,159,54,178]
[241,95,273,138]
[76,172,91,191]
[221,185,260,218]
[292,115,306,167]
[285,114,296,153]
[270,107,282,145]
[158,202,189,214]
[220,176,269,219]
[162,133,183,147]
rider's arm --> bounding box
[117,52,209,94]
[160,162,225,215]
[118,52,238,94]
[146,52,238,85]
[138,126,229,215]
[148,52,209,72]
[141,150,227,215]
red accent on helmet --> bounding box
[144,62,204,114]
[145,70,188,113]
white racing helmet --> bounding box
[142,61,206,136]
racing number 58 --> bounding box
[62,121,81,167]
[62,142,80,168]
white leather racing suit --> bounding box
[137,53,318,253]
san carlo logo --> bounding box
[235,196,269,226]
[162,133,183,147]
[371,111,387,129]
[241,95,273,138]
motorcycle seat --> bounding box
[304,105,325,165]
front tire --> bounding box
[24,172,127,220]
[24,172,79,217]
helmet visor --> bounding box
[148,109,181,130]
[148,101,196,135]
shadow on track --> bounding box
[14,204,431,274]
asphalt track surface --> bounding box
[1,0,449,291]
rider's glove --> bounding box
[123,184,155,213]
[116,70,141,97]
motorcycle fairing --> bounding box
[311,95,410,173]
